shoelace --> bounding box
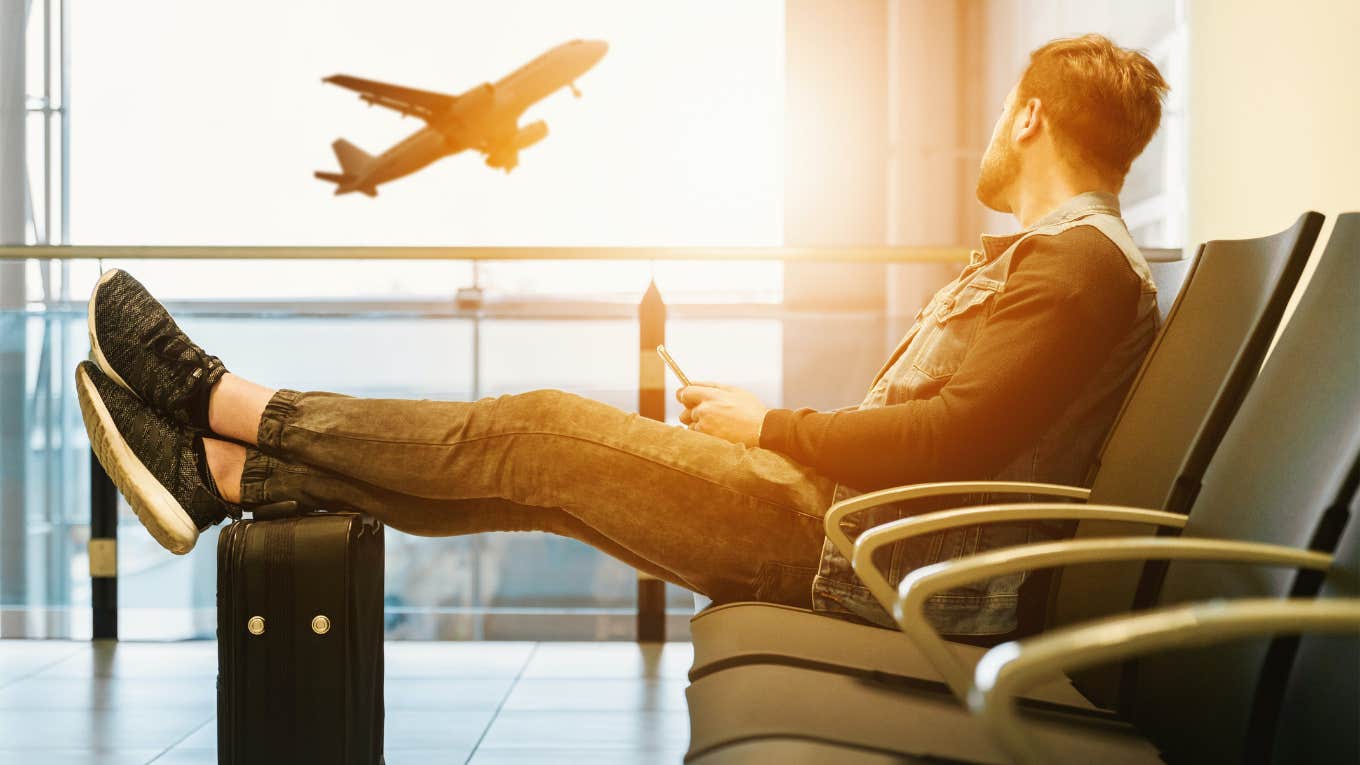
[145,316,219,414]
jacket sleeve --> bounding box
[758,228,1143,491]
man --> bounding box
[77,34,1168,635]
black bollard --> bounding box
[635,279,667,643]
[89,449,118,640]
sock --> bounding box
[194,434,226,502]
[189,371,221,431]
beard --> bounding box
[975,123,1020,213]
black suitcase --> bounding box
[217,507,385,765]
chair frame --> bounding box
[969,598,1360,765]
[880,535,1333,698]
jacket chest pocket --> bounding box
[906,282,1001,389]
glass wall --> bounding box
[0,261,785,640]
[3,0,1187,640]
[1,0,786,639]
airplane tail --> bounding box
[314,139,377,196]
[332,139,374,176]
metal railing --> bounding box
[0,245,973,642]
[0,245,971,263]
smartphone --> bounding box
[655,345,691,387]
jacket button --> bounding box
[247,616,265,636]
[311,615,332,635]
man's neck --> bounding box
[1011,182,1086,229]
[1009,167,1116,229]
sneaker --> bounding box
[75,360,242,554]
[87,268,228,429]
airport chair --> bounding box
[973,532,1360,764]
[686,446,1356,764]
[1252,508,1359,764]
[687,214,1323,695]
[690,591,1358,765]
[681,213,1359,764]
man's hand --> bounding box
[677,382,768,447]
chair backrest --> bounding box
[1143,251,1193,322]
[1126,213,1360,762]
[1051,213,1324,634]
[1087,211,1322,511]
[1267,493,1359,764]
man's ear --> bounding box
[1012,97,1043,144]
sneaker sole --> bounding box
[75,364,199,555]
[87,268,138,397]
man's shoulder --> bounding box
[1009,221,1145,295]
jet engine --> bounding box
[485,121,549,172]
[510,120,549,150]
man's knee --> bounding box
[512,388,572,408]
[493,388,599,430]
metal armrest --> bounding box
[891,537,1333,700]
[824,481,1092,561]
[848,503,1187,612]
[970,598,1360,765]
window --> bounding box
[4,0,785,639]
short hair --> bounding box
[1018,34,1169,184]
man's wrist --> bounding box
[757,408,798,453]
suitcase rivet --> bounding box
[247,616,265,636]
[311,615,331,635]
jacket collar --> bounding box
[974,191,1122,264]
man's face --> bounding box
[976,86,1022,213]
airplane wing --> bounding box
[322,75,457,121]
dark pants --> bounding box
[238,388,836,607]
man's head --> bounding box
[976,34,1169,214]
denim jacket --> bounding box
[810,192,1160,634]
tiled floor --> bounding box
[0,640,692,764]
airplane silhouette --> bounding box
[315,39,608,196]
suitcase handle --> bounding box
[249,501,305,521]
[248,501,369,523]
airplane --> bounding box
[314,39,608,196]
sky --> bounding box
[70,0,784,249]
